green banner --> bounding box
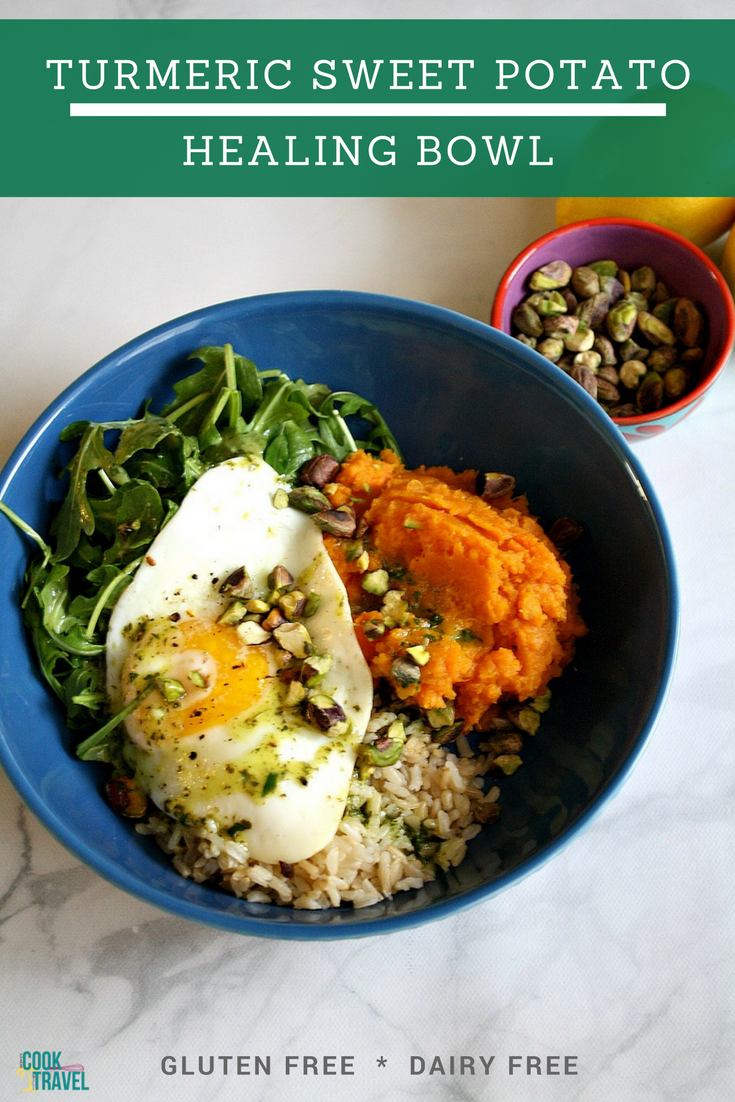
[3,19,734,196]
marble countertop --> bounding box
[1,189,734,1102]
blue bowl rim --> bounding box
[0,289,680,939]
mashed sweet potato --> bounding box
[324,450,586,730]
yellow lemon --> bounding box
[556,197,735,249]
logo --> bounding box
[16,1053,89,1092]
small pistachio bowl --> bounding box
[491,217,735,440]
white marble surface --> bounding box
[1,5,735,1100]
[4,0,735,19]
[2,192,734,1102]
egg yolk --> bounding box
[124,618,270,741]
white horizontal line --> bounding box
[70,101,666,119]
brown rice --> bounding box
[136,705,501,909]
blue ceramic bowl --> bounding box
[0,291,678,939]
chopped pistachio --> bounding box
[406,645,431,667]
[618,338,649,363]
[487,732,523,755]
[606,301,637,343]
[299,453,341,489]
[390,656,421,686]
[287,485,331,514]
[262,607,287,631]
[427,704,455,729]
[273,621,313,659]
[650,280,669,306]
[217,600,248,626]
[189,670,207,689]
[302,592,321,618]
[478,472,516,501]
[284,680,307,707]
[236,621,271,645]
[313,509,357,538]
[273,488,290,510]
[302,653,334,688]
[509,706,541,735]
[362,721,406,766]
[403,518,423,529]
[344,540,364,562]
[382,590,409,626]
[362,569,390,596]
[362,619,386,641]
[592,334,617,365]
[354,550,370,572]
[570,363,598,400]
[219,566,254,599]
[494,754,523,775]
[431,720,463,745]
[245,598,270,615]
[532,689,552,713]
[306,693,348,734]
[158,677,186,703]
[278,590,307,620]
[268,564,294,591]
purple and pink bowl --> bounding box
[491,217,735,440]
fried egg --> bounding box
[106,455,374,864]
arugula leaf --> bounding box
[263,420,318,477]
[69,562,138,639]
[200,426,265,467]
[90,481,165,565]
[322,392,401,456]
[51,424,114,562]
[161,345,264,436]
[33,564,105,657]
[62,663,106,728]
[114,414,185,465]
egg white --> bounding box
[106,455,374,864]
